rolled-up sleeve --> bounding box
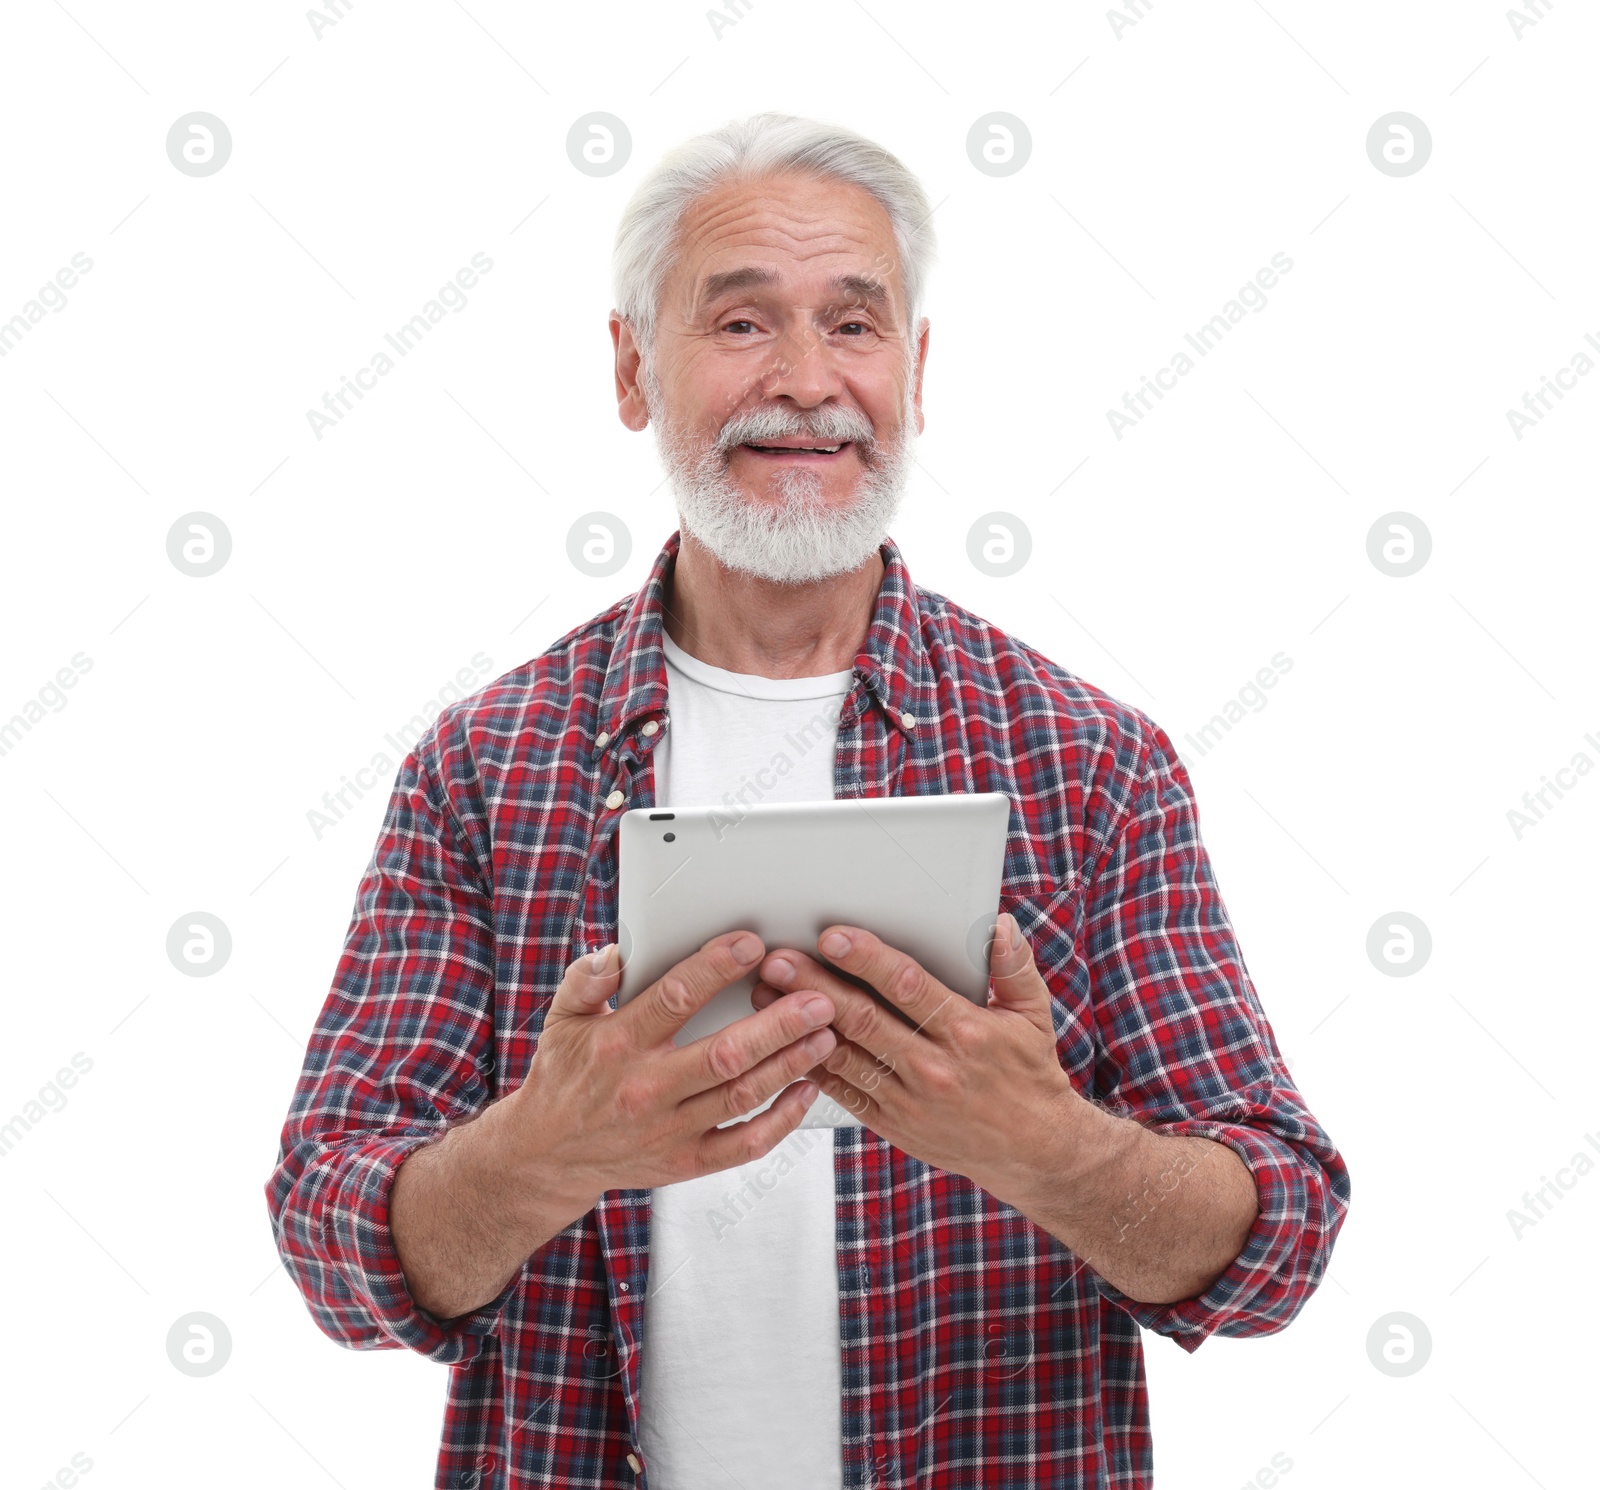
[1076,722,1351,1352]
[264,718,517,1363]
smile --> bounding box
[739,442,852,460]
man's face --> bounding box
[616,170,928,584]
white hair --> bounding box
[611,111,937,360]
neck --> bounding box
[662,530,884,677]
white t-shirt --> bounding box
[636,630,853,1490]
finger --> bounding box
[750,979,783,1010]
[814,1067,877,1124]
[665,987,836,1101]
[548,942,623,1017]
[622,930,766,1048]
[678,1019,838,1129]
[760,946,922,1062]
[817,1034,902,1106]
[689,1077,821,1176]
[986,912,1056,1032]
[814,926,960,1036]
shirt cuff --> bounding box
[280,1130,522,1364]
[1086,1119,1322,1354]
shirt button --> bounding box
[626,1452,642,1473]
[605,789,625,810]
[596,730,611,748]
[641,720,659,737]
[900,711,916,729]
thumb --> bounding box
[551,941,622,1017]
[986,913,1054,1029]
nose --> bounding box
[755,320,848,409]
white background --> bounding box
[2,1,1595,1486]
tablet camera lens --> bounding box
[662,832,676,843]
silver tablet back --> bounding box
[615,792,1011,1047]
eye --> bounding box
[722,319,756,334]
[836,321,871,336]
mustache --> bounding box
[713,404,879,453]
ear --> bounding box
[910,316,930,435]
[611,312,650,432]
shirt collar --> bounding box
[592,528,936,759]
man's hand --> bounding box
[391,930,835,1322]
[508,930,838,1205]
[753,914,1262,1304]
[750,913,1082,1208]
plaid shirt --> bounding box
[266,528,1350,1490]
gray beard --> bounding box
[643,363,917,585]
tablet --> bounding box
[615,792,1011,1047]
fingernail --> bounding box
[766,957,794,986]
[821,931,851,957]
[799,995,832,1025]
[803,1029,835,1058]
[731,933,762,963]
[590,943,617,973]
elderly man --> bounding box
[266,112,1349,1489]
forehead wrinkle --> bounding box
[680,181,883,247]
[676,188,883,272]
[663,179,904,331]
[687,221,881,279]
[682,229,899,321]
[696,267,892,314]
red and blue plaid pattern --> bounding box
[265,527,1350,1488]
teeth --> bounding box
[748,443,843,453]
